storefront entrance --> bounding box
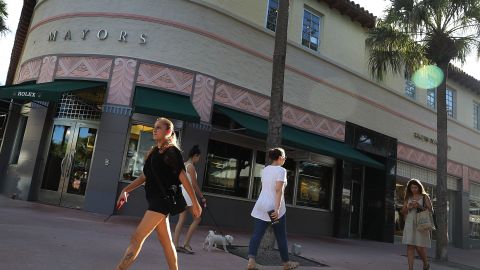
[349,165,364,238]
[38,120,99,208]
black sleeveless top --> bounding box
[143,146,185,200]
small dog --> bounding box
[203,230,234,252]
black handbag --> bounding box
[149,152,187,216]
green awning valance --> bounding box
[0,80,106,102]
[133,87,200,122]
[217,106,384,170]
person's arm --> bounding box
[187,165,206,206]
[424,195,433,212]
[272,181,285,219]
[271,169,287,220]
[117,174,146,204]
[179,170,202,217]
[402,199,412,216]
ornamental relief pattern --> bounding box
[470,167,480,183]
[192,74,215,122]
[136,63,194,94]
[37,56,57,83]
[214,82,345,140]
[56,57,112,80]
[397,143,463,177]
[107,58,137,106]
[16,58,42,84]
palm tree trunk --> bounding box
[435,62,449,261]
[260,0,290,251]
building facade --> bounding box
[1,0,480,249]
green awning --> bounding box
[133,87,200,122]
[217,106,384,170]
[0,80,106,102]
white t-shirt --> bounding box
[251,165,287,222]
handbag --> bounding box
[149,151,187,216]
[416,195,436,232]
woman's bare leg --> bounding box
[115,211,165,270]
[156,215,178,270]
[415,246,429,268]
[183,207,201,247]
[173,210,188,247]
[407,245,415,270]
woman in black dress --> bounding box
[115,117,202,270]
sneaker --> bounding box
[283,261,299,270]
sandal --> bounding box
[283,261,299,270]
[423,263,430,270]
[176,246,193,254]
[183,244,195,254]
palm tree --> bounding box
[366,0,480,261]
[0,0,8,35]
[260,0,290,251]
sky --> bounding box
[0,0,478,85]
[0,0,21,85]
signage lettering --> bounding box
[48,31,58,41]
[81,29,90,40]
[413,132,452,151]
[140,34,147,45]
[97,29,109,40]
[64,30,72,41]
[47,29,148,45]
[118,31,128,42]
[16,91,37,98]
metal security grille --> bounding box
[55,93,102,120]
[397,161,460,191]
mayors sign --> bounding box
[48,29,148,45]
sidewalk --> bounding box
[0,195,479,270]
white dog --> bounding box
[202,230,234,252]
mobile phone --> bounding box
[267,210,279,225]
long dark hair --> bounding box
[188,145,201,158]
[404,178,427,201]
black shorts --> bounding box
[147,197,170,215]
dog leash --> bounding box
[204,205,226,236]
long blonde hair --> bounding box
[145,117,180,160]
[156,117,179,148]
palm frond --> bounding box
[0,0,8,35]
[366,24,427,80]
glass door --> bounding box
[39,121,98,208]
[350,165,364,238]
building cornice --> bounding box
[5,0,36,86]
[321,0,376,28]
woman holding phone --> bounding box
[246,148,299,270]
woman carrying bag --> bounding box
[402,178,434,270]
[115,117,202,270]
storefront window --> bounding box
[203,140,252,198]
[296,161,333,209]
[122,124,154,181]
[470,183,480,239]
[252,151,295,204]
